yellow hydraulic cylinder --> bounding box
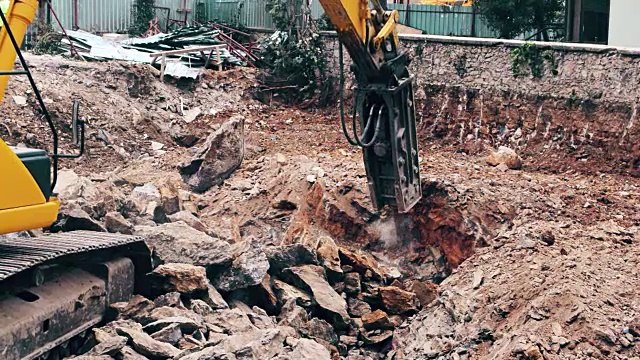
[0,0,38,102]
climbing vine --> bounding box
[129,0,156,36]
[509,43,558,78]
[256,0,332,104]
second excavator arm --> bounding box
[317,0,422,213]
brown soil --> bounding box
[2,53,639,359]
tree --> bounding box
[473,0,565,40]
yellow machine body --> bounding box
[0,0,60,235]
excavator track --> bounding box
[0,231,147,281]
[0,231,151,360]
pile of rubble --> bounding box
[69,226,438,360]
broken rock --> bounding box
[338,248,384,281]
[149,263,209,295]
[211,238,270,292]
[143,316,202,334]
[167,210,208,233]
[265,243,319,275]
[316,236,343,277]
[149,323,182,346]
[283,265,351,329]
[348,297,372,318]
[278,299,308,329]
[104,212,134,235]
[304,317,339,346]
[361,310,394,330]
[205,308,257,334]
[290,338,332,360]
[406,280,438,307]
[344,272,361,296]
[179,115,244,193]
[51,202,106,232]
[203,284,229,309]
[135,222,232,267]
[378,286,419,315]
[273,279,313,308]
[116,326,180,359]
[486,146,523,170]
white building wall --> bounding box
[608,0,640,48]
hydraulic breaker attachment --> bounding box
[324,0,422,213]
[340,45,422,213]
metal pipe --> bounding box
[43,0,81,59]
[72,0,78,30]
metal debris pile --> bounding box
[60,25,249,79]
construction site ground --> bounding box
[2,54,640,360]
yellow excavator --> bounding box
[0,1,150,359]
[317,0,422,213]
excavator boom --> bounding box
[317,0,422,213]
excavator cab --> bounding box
[0,0,85,235]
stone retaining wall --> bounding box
[322,33,640,177]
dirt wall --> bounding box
[322,33,640,177]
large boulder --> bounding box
[134,222,232,267]
[179,115,245,193]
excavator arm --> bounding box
[0,0,61,234]
[317,0,422,213]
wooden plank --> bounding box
[149,45,226,58]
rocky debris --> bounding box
[406,280,438,307]
[278,299,309,329]
[348,297,372,318]
[205,307,257,334]
[316,236,343,277]
[85,333,128,356]
[167,211,208,233]
[289,338,332,359]
[149,323,182,346]
[153,292,183,308]
[179,115,245,193]
[110,295,156,324]
[273,279,313,307]
[143,316,203,334]
[116,326,181,359]
[377,286,418,315]
[361,310,394,331]
[135,222,232,267]
[344,272,362,296]
[118,346,149,360]
[104,211,134,234]
[265,244,319,275]
[211,238,270,292]
[302,318,338,346]
[486,146,523,170]
[204,284,230,310]
[338,248,385,281]
[282,265,351,329]
[149,263,209,295]
[51,202,106,232]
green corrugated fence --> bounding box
[22,0,543,48]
